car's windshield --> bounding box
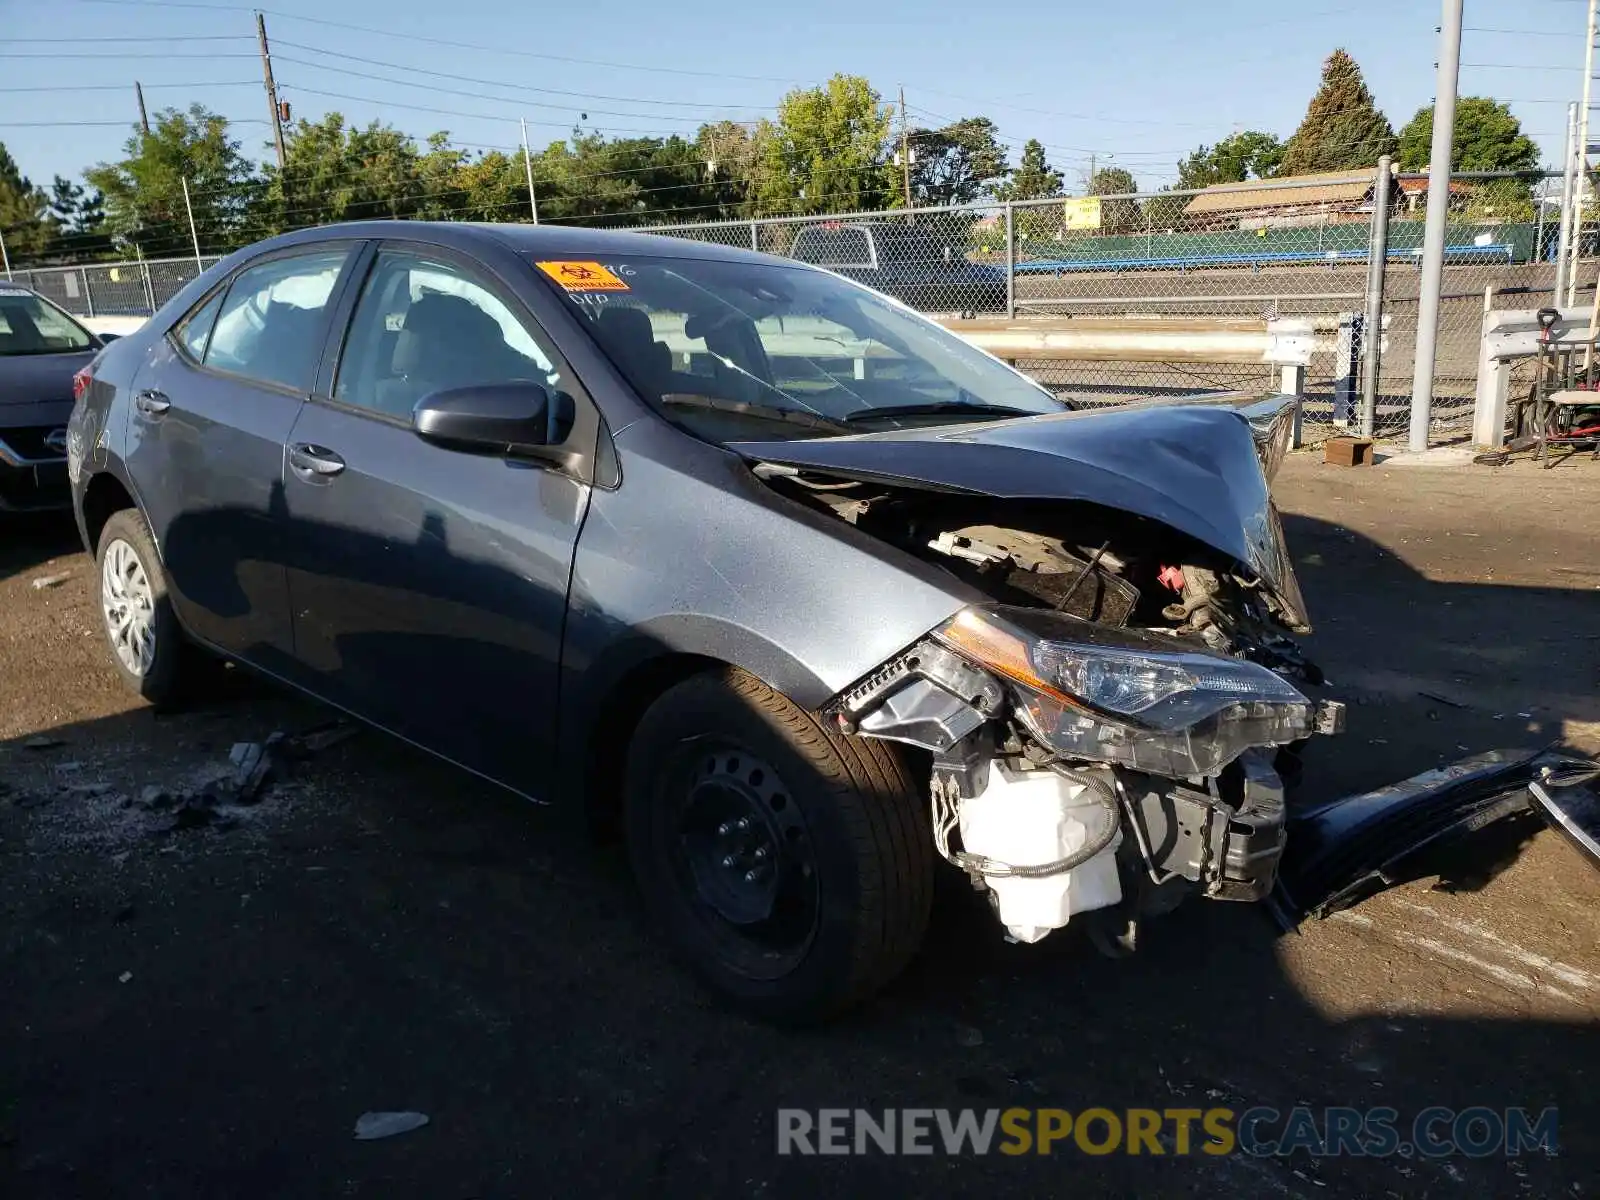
[534,255,1066,441]
[0,288,96,356]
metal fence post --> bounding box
[750,221,759,252]
[1334,312,1362,426]
[1004,201,1015,319]
[1280,363,1307,449]
[140,259,156,315]
[1407,0,1464,452]
[82,267,94,318]
[1359,155,1392,438]
[1556,102,1578,304]
[0,229,10,280]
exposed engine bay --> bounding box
[754,459,1344,949]
[738,395,1598,956]
[759,468,1321,685]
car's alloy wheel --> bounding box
[94,507,199,706]
[101,537,157,677]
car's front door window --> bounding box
[334,249,563,422]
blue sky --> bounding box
[0,0,1588,194]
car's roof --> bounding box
[263,220,785,267]
[0,281,44,297]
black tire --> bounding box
[624,667,933,1023]
[95,508,197,707]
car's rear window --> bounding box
[0,288,95,356]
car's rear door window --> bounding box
[174,288,225,363]
[203,249,350,392]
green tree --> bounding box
[48,176,106,236]
[696,120,762,219]
[0,142,53,259]
[753,75,895,215]
[85,105,261,255]
[907,116,1009,206]
[994,139,1064,202]
[1176,131,1285,189]
[1142,187,1189,232]
[453,150,527,222]
[1280,49,1396,175]
[1396,97,1539,173]
[1089,166,1140,232]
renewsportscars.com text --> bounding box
[776,1106,1559,1158]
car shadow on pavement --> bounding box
[0,513,82,582]
[0,512,1596,1199]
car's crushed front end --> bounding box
[735,395,1599,949]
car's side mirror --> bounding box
[412,382,574,457]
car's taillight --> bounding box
[72,367,92,402]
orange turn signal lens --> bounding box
[933,608,1079,707]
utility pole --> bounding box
[256,12,287,173]
[1406,0,1463,454]
[898,85,912,208]
[520,118,540,224]
[1567,0,1599,305]
[135,81,150,136]
[181,177,203,269]
[0,229,11,281]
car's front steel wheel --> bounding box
[625,666,933,1023]
[94,508,195,706]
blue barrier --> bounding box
[1014,243,1516,274]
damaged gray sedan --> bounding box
[68,223,1599,1021]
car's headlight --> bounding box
[933,606,1315,778]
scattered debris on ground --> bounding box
[2,720,360,853]
[354,1112,430,1141]
[29,572,73,591]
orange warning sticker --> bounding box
[536,260,630,291]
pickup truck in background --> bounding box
[788,220,1007,315]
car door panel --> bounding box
[122,244,362,663]
[282,402,589,789]
[281,243,592,794]
[125,338,304,659]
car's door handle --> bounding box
[288,443,347,478]
[134,390,171,416]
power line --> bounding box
[261,10,803,84]
[0,118,263,128]
[270,40,777,112]
[278,84,734,138]
[0,50,260,59]
[5,34,253,42]
[1464,26,1583,35]
[272,56,771,125]
[0,81,261,93]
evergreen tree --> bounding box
[995,139,1064,201]
[1280,49,1396,175]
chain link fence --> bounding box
[14,255,224,320]
[12,170,1584,447]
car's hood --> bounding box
[0,350,96,407]
[730,397,1310,630]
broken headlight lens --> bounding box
[933,606,1315,777]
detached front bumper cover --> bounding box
[1271,748,1600,924]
